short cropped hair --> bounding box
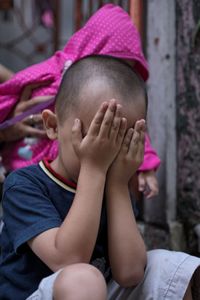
[55,55,147,124]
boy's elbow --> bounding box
[48,253,90,272]
[113,255,147,288]
[114,266,145,288]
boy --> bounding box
[0,56,199,300]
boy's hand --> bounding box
[107,119,146,184]
[72,99,127,174]
[138,170,159,199]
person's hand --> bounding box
[138,170,159,199]
[71,99,127,174]
[0,83,54,142]
[107,119,146,185]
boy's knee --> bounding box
[53,263,107,300]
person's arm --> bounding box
[106,120,147,287]
[135,134,160,199]
[139,133,161,172]
[28,100,126,271]
[0,84,54,143]
[28,161,106,272]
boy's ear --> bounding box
[42,109,58,140]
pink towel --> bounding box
[0,4,160,171]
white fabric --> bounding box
[27,249,200,300]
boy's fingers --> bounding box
[132,130,140,144]
[99,99,116,137]
[135,140,145,165]
[140,130,145,145]
[117,117,127,144]
[109,104,122,140]
[128,128,144,167]
[137,129,145,150]
[87,102,108,136]
[134,120,146,144]
[134,119,146,133]
[129,119,146,154]
[121,128,134,153]
[71,119,82,152]
[128,130,140,156]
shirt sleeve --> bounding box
[2,174,62,253]
[138,133,161,172]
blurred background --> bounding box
[0,0,200,256]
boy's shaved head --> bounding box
[55,55,147,124]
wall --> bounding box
[145,0,176,228]
[176,0,200,255]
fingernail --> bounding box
[128,128,134,134]
[102,102,108,109]
[74,119,79,126]
[117,104,122,110]
[110,99,116,106]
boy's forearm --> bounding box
[106,183,147,287]
[54,164,106,268]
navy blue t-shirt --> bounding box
[0,160,109,299]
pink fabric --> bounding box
[0,3,160,171]
[140,134,160,172]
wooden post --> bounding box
[145,0,176,225]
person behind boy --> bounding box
[0,4,160,200]
[1,56,199,300]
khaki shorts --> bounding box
[27,249,200,300]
